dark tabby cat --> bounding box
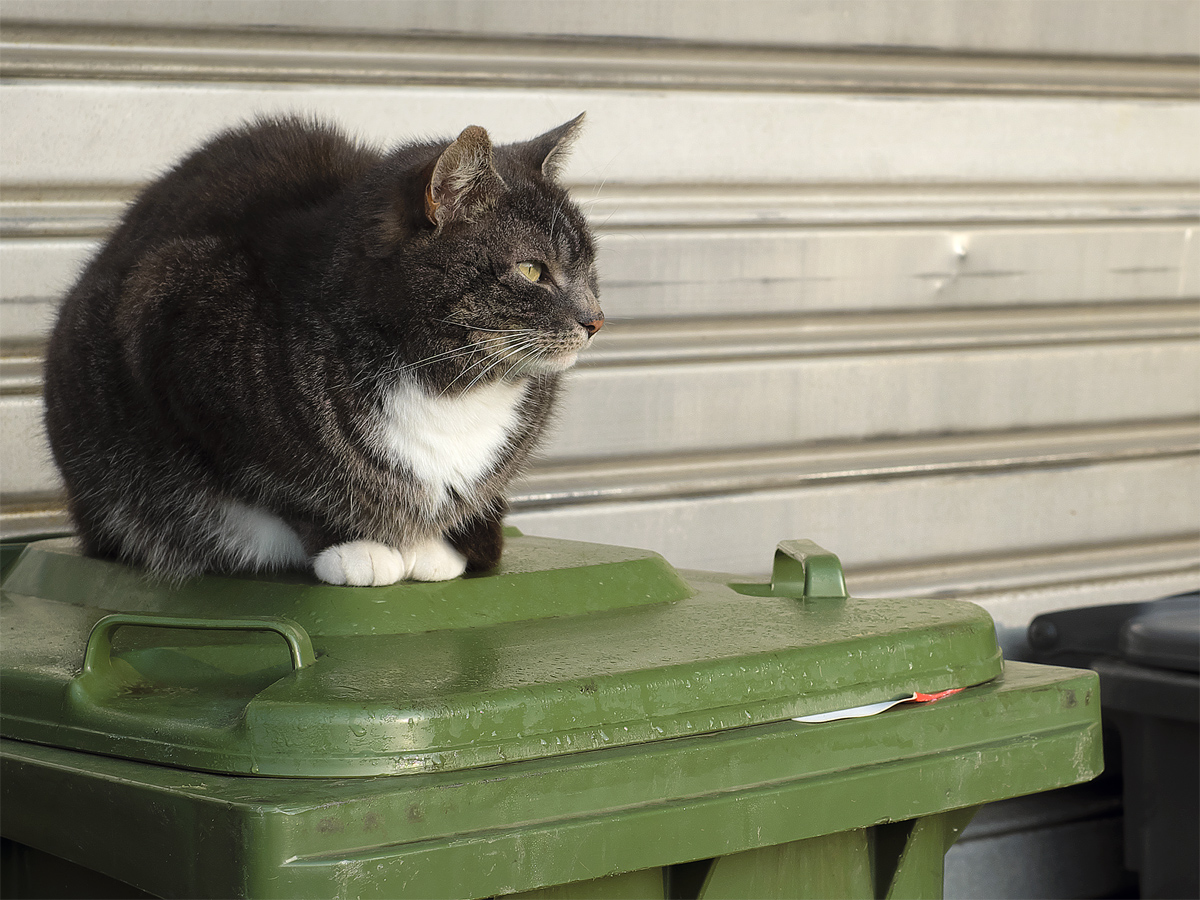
[43,114,601,586]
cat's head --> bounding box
[359,115,602,394]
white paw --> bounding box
[313,541,405,586]
[403,538,467,582]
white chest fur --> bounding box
[372,376,528,505]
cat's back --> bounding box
[44,117,377,466]
[108,116,378,255]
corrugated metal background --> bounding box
[1,0,1197,636]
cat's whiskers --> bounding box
[475,334,542,381]
[439,319,536,336]
[363,336,510,395]
[499,329,577,380]
[411,324,542,395]
[399,334,515,372]
[505,349,546,379]
[436,333,537,397]
[459,337,541,394]
[462,333,544,392]
[436,351,493,397]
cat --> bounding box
[42,114,602,586]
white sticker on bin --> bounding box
[793,688,964,723]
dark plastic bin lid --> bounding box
[1027,592,1199,673]
[1,534,1002,777]
[1121,601,1200,674]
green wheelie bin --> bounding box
[1,533,1101,899]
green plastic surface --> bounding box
[1,534,1004,777]
[0,662,1102,899]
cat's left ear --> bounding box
[519,112,586,180]
[426,125,506,232]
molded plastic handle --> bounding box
[771,540,848,600]
[82,613,316,676]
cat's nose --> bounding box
[580,317,604,337]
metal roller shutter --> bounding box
[2,0,1197,643]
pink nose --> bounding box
[581,318,604,337]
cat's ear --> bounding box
[425,125,506,232]
[520,112,585,180]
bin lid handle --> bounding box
[771,540,848,600]
[81,613,317,676]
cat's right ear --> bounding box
[425,126,506,233]
[519,113,586,180]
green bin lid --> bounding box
[0,533,1002,777]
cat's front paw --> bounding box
[313,541,405,586]
[405,538,468,582]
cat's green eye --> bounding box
[517,262,543,283]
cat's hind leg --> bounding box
[73,477,307,580]
[217,500,308,571]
